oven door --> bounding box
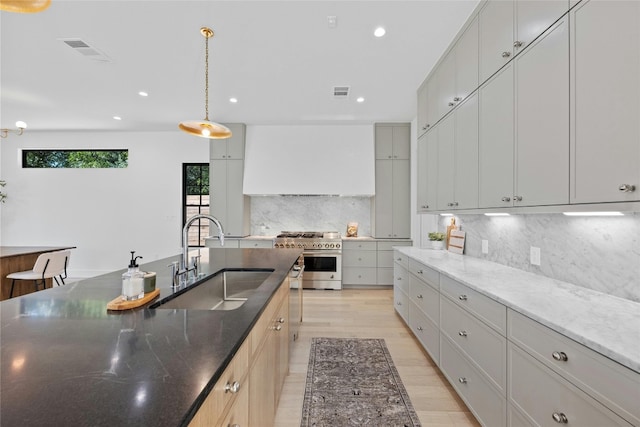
[302,251,342,290]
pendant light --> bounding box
[0,0,50,13]
[179,27,232,139]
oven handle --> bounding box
[303,251,342,256]
[291,264,305,279]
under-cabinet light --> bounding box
[484,213,510,217]
[562,211,624,216]
[439,213,454,217]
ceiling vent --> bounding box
[333,86,350,99]
[59,38,111,62]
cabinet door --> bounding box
[426,72,440,129]
[426,130,439,212]
[226,124,245,159]
[417,82,429,137]
[225,160,245,237]
[479,64,515,208]
[479,0,515,83]
[515,17,569,206]
[375,160,393,238]
[392,125,410,160]
[249,331,276,426]
[456,16,479,103]
[392,159,410,238]
[436,114,455,210]
[275,298,289,408]
[570,0,640,203]
[210,160,229,230]
[515,0,568,53]
[455,93,479,210]
[416,134,430,212]
[437,51,457,120]
[375,126,393,160]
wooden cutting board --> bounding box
[448,230,466,255]
[106,288,160,311]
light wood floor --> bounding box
[274,288,481,426]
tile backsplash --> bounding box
[250,195,372,237]
[436,213,640,302]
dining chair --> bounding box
[6,250,71,298]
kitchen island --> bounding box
[0,247,302,426]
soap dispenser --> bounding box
[122,251,144,301]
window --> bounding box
[22,150,128,168]
[183,163,210,247]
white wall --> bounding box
[0,131,209,277]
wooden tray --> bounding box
[106,288,160,311]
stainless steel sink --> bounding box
[151,269,274,310]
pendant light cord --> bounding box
[204,33,209,122]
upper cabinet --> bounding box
[375,124,410,160]
[416,131,438,213]
[570,0,639,203]
[210,124,246,159]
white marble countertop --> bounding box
[396,247,640,373]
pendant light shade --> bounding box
[0,0,50,13]
[179,27,231,139]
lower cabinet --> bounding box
[343,239,411,287]
[190,277,290,427]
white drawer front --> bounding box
[376,267,393,285]
[440,275,506,335]
[394,265,409,293]
[508,309,640,426]
[393,250,409,269]
[409,302,440,365]
[342,267,376,285]
[342,250,377,267]
[394,287,409,322]
[408,259,439,290]
[409,275,439,326]
[508,343,632,427]
[342,240,376,250]
[377,240,412,251]
[239,239,273,248]
[206,238,240,248]
[441,336,507,427]
[377,251,394,268]
[441,297,506,395]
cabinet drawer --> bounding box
[409,302,440,364]
[342,267,377,285]
[393,250,409,269]
[409,275,439,326]
[376,267,393,285]
[377,240,412,251]
[408,259,439,290]
[394,265,409,293]
[441,297,506,395]
[342,240,376,250]
[342,250,377,267]
[377,250,394,268]
[441,336,507,427]
[206,238,239,248]
[508,309,640,425]
[508,343,632,427]
[239,239,273,248]
[394,287,409,322]
[440,275,506,335]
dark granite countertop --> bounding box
[1,248,302,427]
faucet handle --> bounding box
[168,261,180,287]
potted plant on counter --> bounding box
[428,232,446,250]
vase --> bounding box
[431,240,444,250]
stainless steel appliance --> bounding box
[275,231,342,290]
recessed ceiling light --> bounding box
[374,27,386,37]
[229,97,238,103]
[138,91,148,97]
[113,116,122,121]
[356,97,365,103]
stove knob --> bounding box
[330,243,335,248]
[325,243,330,248]
[298,243,303,248]
[336,243,341,249]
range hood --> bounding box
[243,125,375,196]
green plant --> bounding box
[428,232,445,241]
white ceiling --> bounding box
[1,0,478,132]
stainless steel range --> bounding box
[275,231,342,290]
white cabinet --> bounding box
[342,240,377,286]
[239,238,273,248]
[374,124,410,239]
[210,160,250,237]
[376,240,412,286]
[417,81,430,137]
[416,131,438,213]
[210,123,245,159]
[479,0,515,83]
[455,17,480,105]
[570,0,640,203]
[515,0,569,53]
[436,115,456,211]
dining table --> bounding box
[0,246,76,300]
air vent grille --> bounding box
[333,86,350,98]
[59,38,111,62]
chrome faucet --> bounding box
[175,214,225,287]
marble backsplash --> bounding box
[250,195,372,237]
[434,213,640,302]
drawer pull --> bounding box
[458,377,467,384]
[277,317,285,323]
[552,351,568,362]
[224,381,240,394]
[417,294,423,299]
[458,330,468,337]
[458,295,468,301]
[275,325,282,331]
[417,326,423,331]
[552,412,568,424]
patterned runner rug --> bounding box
[301,337,421,426]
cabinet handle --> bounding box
[275,324,282,331]
[453,201,459,207]
[422,125,427,130]
[448,102,455,107]
[417,294,423,299]
[447,202,454,207]
[513,40,523,48]
[552,351,568,362]
[501,196,511,202]
[224,381,240,394]
[552,412,568,424]
[459,294,468,301]
[426,124,431,128]
[277,317,285,323]
[397,301,402,306]
[453,97,462,102]
[458,330,468,337]
[502,51,511,58]
[417,269,423,274]
[514,195,523,202]
[397,277,402,281]
[458,377,467,384]
[396,257,402,261]
[619,184,636,193]
[417,326,423,331]
[422,204,429,209]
